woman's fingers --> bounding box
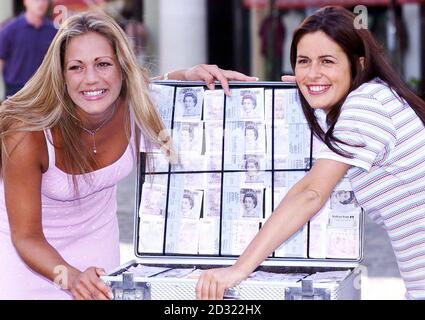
[185,65,214,82]
[281,75,296,82]
[208,277,218,300]
[68,270,92,300]
[217,283,226,300]
[218,68,259,96]
[184,64,259,96]
[71,287,85,300]
[91,268,113,300]
[199,64,223,92]
[222,69,258,82]
[73,280,94,300]
[200,274,211,300]
[196,270,214,300]
[69,267,113,300]
[185,65,215,91]
[195,274,205,300]
[196,268,234,300]
[201,64,230,94]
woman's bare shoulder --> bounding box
[3,127,49,172]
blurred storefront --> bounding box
[141,0,424,96]
[221,0,424,96]
[0,0,424,97]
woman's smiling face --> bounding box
[64,32,122,116]
[295,31,352,113]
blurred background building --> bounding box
[0,0,424,98]
[1,0,422,299]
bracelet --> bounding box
[163,72,169,80]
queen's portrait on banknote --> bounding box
[175,87,204,121]
[139,184,167,216]
[239,89,264,120]
[244,122,260,153]
[174,122,203,154]
[174,87,204,121]
[241,189,261,218]
[244,155,264,184]
[330,190,358,211]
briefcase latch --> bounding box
[223,287,241,300]
[106,272,152,300]
[285,279,331,300]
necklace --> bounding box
[76,103,117,155]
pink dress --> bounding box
[0,128,135,299]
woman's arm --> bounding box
[153,64,258,95]
[2,131,112,300]
[196,159,351,300]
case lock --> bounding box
[223,287,241,300]
[111,272,152,300]
[284,279,331,300]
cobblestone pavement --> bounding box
[117,170,405,299]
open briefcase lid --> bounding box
[132,80,364,269]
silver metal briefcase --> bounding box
[102,81,364,300]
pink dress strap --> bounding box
[43,128,56,169]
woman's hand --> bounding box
[166,64,258,96]
[68,267,113,300]
[195,265,247,300]
[281,75,296,82]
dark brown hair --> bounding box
[290,6,425,157]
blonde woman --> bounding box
[0,12,255,300]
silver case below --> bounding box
[104,81,364,300]
[102,260,362,300]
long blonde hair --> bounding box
[0,11,171,179]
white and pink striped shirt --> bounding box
[317,78,425,300]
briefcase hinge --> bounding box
[105,272,152,300]
[285,279,331,300]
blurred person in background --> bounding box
[0,0,57,99]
